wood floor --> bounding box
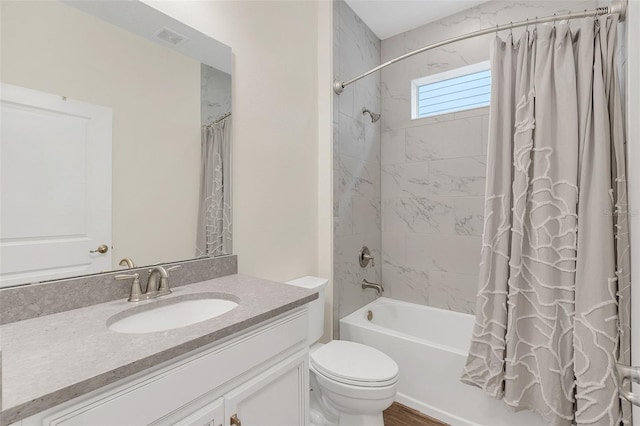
[383,402,449,426]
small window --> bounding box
[411,61,491,119]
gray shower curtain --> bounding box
[461,16,630,426]
[196,116,232,257]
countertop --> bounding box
[0,274,317,425]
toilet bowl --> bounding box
[310,340,398,426]
[285,277,399,426]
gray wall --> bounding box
[379,0,597,314]
[332,0,381,337]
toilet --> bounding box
[286,276,399,426]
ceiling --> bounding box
[63,0,232,74]
[344,0,488,40]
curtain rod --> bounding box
[332,0,627,95]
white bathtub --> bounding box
[340,297,544,426]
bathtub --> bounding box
[340,297,544,426]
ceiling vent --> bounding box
[154,28,188,46]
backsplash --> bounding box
[0,255,237,325]
[332,0,381,338]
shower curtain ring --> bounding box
[510,21,513,36]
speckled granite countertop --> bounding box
[0,274,317,425]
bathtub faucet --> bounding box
[362,279,384,296]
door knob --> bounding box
[616,363,640,406]
[90,244,109,254]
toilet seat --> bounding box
[310,341,399,388]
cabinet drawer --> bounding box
[38,310,307,426]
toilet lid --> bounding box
[310,341,399,387]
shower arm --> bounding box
[333,0,627,95]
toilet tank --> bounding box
[285,276,328,344]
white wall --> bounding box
[317,0,335,343]
[1,0,202,268]
[142,0,334,340]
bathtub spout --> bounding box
[362,279,384,296]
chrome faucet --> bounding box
[147,265,182,297]
[362,279,384,296]
[118,258,136,268]
[115,264,182,302]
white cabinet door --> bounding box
[0,83,112,287]
[224,351,308,426]
[172,397,225,426]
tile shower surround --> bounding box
[377,0,597,314]
[333,0,381,337]
[381,109,487,314]
[0,255,237,325]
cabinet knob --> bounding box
[230,414,242,426]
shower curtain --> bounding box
[461,16,630,426]
[196,116,232,257]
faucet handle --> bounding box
[115,273,144,302]
[365,254,375,267]
[359,246,375,268]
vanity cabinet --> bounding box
[224,353,307,426]
[12,308,309,426]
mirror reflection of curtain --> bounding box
[197,116,232,257]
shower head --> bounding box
[362,107,381,123]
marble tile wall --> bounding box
[333,0,381,338]
[381,108,487,314]
[379,0,597,314]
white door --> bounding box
[224,352,308,426]
[0,83,112,287]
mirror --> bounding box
[0,0,232,287]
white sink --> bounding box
[108,297,238,334]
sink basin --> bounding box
[108,296,238,334]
